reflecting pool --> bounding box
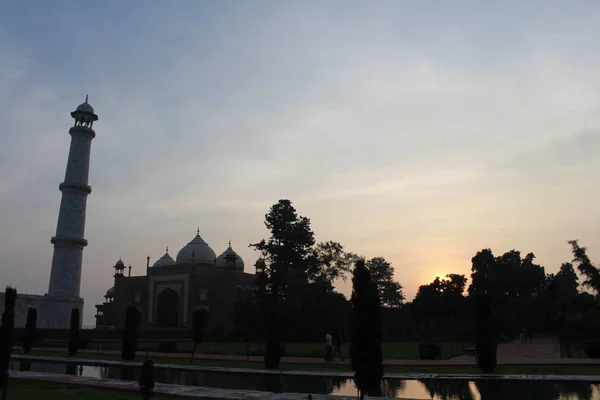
[12,360,600,399]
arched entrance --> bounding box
[156,288,179,327]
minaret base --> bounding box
[0,293,83,329]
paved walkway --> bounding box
[11,370,428,400]
[29,337,599,366]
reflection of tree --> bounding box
[18,361,30,372]
[556,381,593,400]
[419,378,475,400]
[65,364,77,376]
[475,380,560,400]
[119,365,136,382]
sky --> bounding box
[1,1,600,326]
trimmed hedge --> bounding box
[157,341,177,353]
[418,343,441,360]
[583,339,600,358]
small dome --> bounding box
[106,286,115,298]
[76,101,94,114]
[115,258,125,268]
[176,229,217,265]
[153,247,176,267]
[216,242,245,271]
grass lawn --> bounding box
[36,340,473,360]
[7,379,210,400]
[15,350,600,376]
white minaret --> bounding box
[47,96,98,299]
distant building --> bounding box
[94,232,259,331]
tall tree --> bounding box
[264,310,284,369]
[68,308,80,357]
[0,287,17,400]
[366,257,404,308]
[190,309,209,364]
[350,259,383,400]
[138,359,155,400]
[250,199,315,302]
[547,263,579,316]
[475,294,497,373]
[306,241,359,291]
[569,240,600,294]
[121,307,141,361]
[22,308,37,355]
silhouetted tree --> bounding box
[0,287,17,400]
[68,308,80,357]
[139,359,154,400]
[22,307,37,355]
[250,199,315,302]
[190,308,208,363]
[264,309,284,369]
[475,294,497,373]
[569,240,600,294]
[366,257,404,308]
[306,241,359,292]
[121,307,141,361]
[350,259,383,399]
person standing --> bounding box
[325,332,333,361]
[333,331,345,361]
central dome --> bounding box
[176,229,217,265]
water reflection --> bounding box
[11,361,600,399]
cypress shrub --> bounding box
[122,307,141,361]
[583,339,600,358]
[139,359,155,400]
[22,307,37,354]
[190,309,208,364]
[68,308,80,357]
[418,343,441,360]
[0,287,17,400]
[264,309,284,369]
[475,294,497,373]
[157,342,177,353]
[350,260,383,400]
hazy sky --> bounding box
[1,1,600,325]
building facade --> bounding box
[95,231,258,332]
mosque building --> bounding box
[94,230,258,331]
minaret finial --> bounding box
[85,94,88,103]
[229,240,232,247]
[197,227,199,235]
[166,246,168,253]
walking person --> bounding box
[332,331,345,361]
[519,327,525,343]
[324,332,333,362]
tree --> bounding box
[22,308,37,355]
[475,294,497,373]
[366,257,404,308]
[350,259,383,399]
[0,287,17,400]
[138,359,154,400]
[547,263,579,316]
[250,199,315,302]
[121,307,140,361]
[411,274,468,338]
[306,241,359,292]
[190,309,208,364]
[569,240,600,294]
[68,308,80,357]
[264,310,284,369]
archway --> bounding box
[156,288,179,327]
